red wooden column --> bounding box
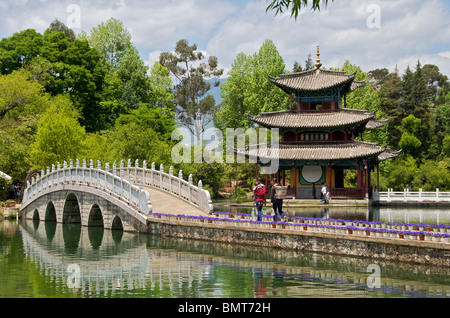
[282,170,286,186]
[265,173,269,188]
[357,166,362,188]
[364,161,369,198]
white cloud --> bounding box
[1,0,449,78]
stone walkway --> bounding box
[143,186,209,217]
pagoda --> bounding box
[238,46,400,200]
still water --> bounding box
[0,206,449,298]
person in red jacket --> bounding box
[253,181,266,222]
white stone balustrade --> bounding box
[117,159,213,214]
[373,188,450,203]
[22,159,152,215]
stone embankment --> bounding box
[146,212,450,267]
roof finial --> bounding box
[315,45,322,70]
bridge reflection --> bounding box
[18,220,450,298]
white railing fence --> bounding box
[116,159,213,214]
[22,159,152,215]
[374,188,450,203]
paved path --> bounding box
[144,186,209,217]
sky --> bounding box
[1,0,450,79]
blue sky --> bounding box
[1,0,450,78]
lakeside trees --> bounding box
[0,18,449,199]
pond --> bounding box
[0,212,449,299]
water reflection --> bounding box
[6,219,448,298]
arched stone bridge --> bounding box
[19,159,213,233]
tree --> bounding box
[78,18,132,71]
[0,28,106,132]
[215,39,288,132]
[106,122,172,167]
[0,69,51,181]
[160,39,223,145]
[304,53,314,70]
[29,96,86,169]
[266,0,334,20]
[379,69,404,148]
[0,29,43,75]
[0,69,49,119]
[46,19,76,41]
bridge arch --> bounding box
[63,193,81,224]
[88,204,104,228]
[32,209,39,220]
[45,201,57,222]
[111,216,123,231]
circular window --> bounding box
[301,166,323,184]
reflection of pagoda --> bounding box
[240,46,400,200]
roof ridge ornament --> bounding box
[315,45,322,70]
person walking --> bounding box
[253,181,266,222]
[270,179,286,222]
[321,184,328,204]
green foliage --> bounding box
[0,28,106,131]
[384,155,419,190]
[215,39,288,132]
[266,0,334,19]
[0,177,12,201]
[413,158,450,191]
[441,135,450,158]
[106,122,172,167]
[29,96,86,169]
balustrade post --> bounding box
[89,159,94,185]
[46,167,51,188]
[178,170,183,199]
[151,162,155,187]
[188,174,193,203]
[71,159,75,184]
[129,175,134,203]
[143,160,147,186]
[169,166,173,194]
[63,161,68,184]
[120,160,124,177]
[31,177,35,198]
[198,180,203,208]
[97,160,102,189]
[160,164,164,189]
[57,162,61,185]
[82,159,87,184]
[105,163,110,192]
[127,159,132,180]
[135,159,139,182]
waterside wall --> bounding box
[147,219,450,267]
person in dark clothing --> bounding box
[270,179,286,223]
